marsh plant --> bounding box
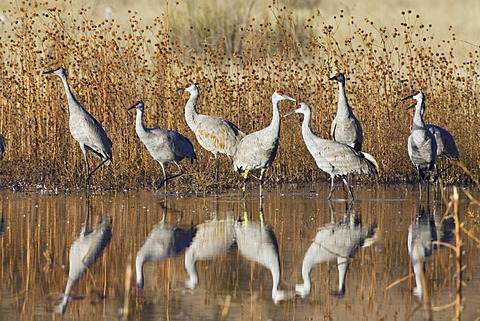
[0,1,478,190]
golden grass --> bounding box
[0,1,478,190]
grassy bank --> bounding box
[0,1,478,191]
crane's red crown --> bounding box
[275,90,284,95]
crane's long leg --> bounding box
[87,158,109,181]
[157,162,184,190]
[214,153,219,180]
[342,177,354,201]
[434,164,452,182]
[83,151,90,184]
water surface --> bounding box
[0,184,478,320]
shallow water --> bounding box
[0,184,479,320]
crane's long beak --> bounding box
[175,87,185,92]
[283,110,296,117]
[406,104,416,110]
[401,94,414,101]
[328,75,336,80]
[43,69,55,74]
[127,105,137,111]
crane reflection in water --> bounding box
[235,200,287,304]
[184,209,237,290]
[407,200,455,301]
[135,201,195,289]
[53,198,112,315]
[296,200,377,298]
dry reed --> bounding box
[0,1,478,190]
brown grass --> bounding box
[0,1,478,190]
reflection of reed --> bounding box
[54,216,112,314]
[296,201,377,298]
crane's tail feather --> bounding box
[361,152,379,177]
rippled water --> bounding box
[0,184,479,320]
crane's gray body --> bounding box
[330,73,363,151]
[181,83,245,158]
[130,100,196,166]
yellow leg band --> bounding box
[243,170,249,179]
[243,211,249,223]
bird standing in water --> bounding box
[128,100,196,190]
[233,90,296,195]
[285,103,378,200]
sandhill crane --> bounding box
[176,83,245,180]
[330,73,363,151]
[184,218,237,289]
[402,91,437,192]
[235,211,285,304]
[284,103,378,200]
[128,100,196,189]
[136,220,195,288]
[296,202,377,298]
[43,67,112,183]
[0,134,5,156]
[233,91,295,194]
[54,217,112,314]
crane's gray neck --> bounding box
[58,73,84,113]
[185,89,199,128]
[336,81,351,117]
[135,108,148,133]
[268,96,281,133]
[300,109,314,140]
[412,100,426,130]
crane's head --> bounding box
[272,90,296,103]
[284,102,310,117]
[175,83,198,93]
[401,90,425,109]
[43,66,66,77]
[329,72,345,83]
[128,100,144,111]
